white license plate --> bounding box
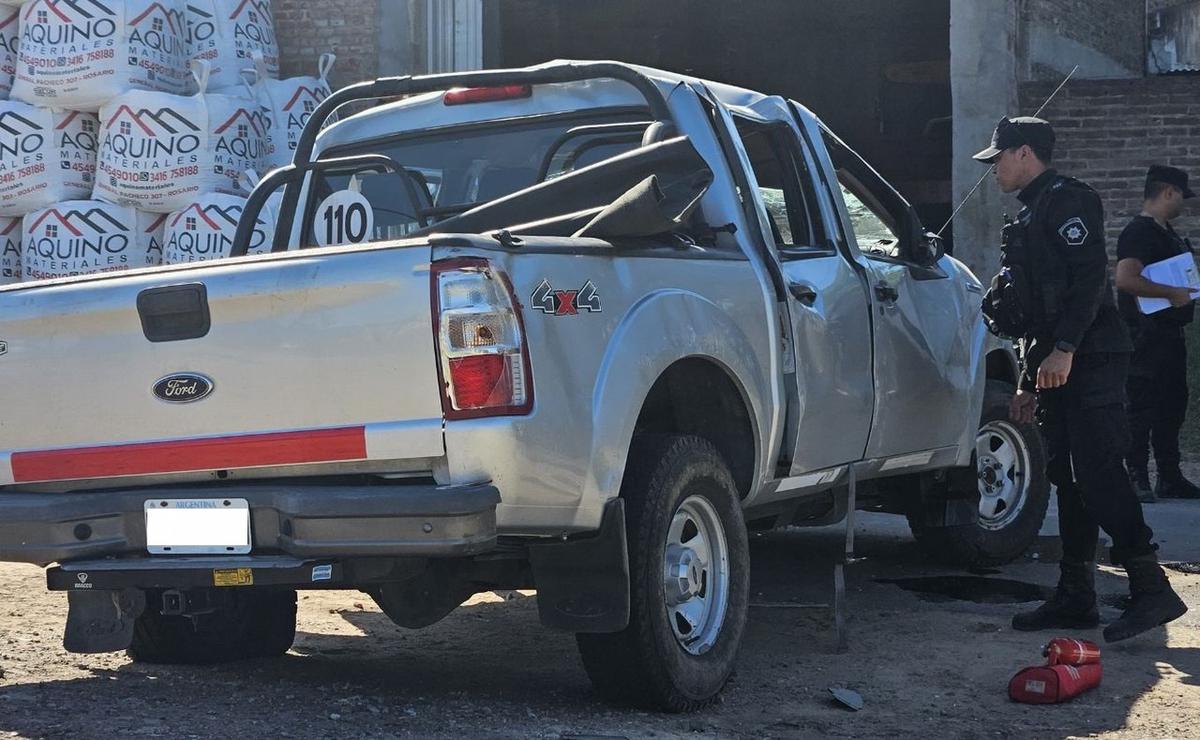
[145,499,251,555]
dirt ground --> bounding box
[2,480,1199,738]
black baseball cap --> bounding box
[1146,164,1195,199]
[973,116,1056,163]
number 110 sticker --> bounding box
[315,190,375,247]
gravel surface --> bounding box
[1,501,1198,739]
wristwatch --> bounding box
[1054,340,1076,354]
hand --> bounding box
[1167,286,1196,308]
[1010,389,1037,425]
[1036,349,1074,390]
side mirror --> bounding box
[912,232,946,267]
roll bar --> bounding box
[232,61,676,256]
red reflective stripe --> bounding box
[11,427,367,483]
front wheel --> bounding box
[908,380,1050,566]
[576,435,750,712]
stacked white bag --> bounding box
[12,0,190,112]
[0,0,315,282]
[21,199,163,279]
[162,187,275,263]
[185,0,277,92]
[0,103,97,215]
[0,215,19,282]
[95,60,264,211]
[0,6,19,99]
[254,50,332,170]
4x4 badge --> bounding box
[532,279,602,316]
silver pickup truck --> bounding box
[0,61,1044,711]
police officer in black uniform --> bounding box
[1115,165,1199,502]
[975,117,1187,642]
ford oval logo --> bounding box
[153,373,214,404]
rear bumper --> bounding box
[0,482,500,566]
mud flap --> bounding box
[529,498,629,633]
[63,588,146,654]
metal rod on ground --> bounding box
[835,465,858,654]
[845,464,858,561]
[834,563,847,653]
[936,65,1079,238]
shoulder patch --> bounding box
[1058,217,1089,246]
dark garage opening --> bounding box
[485,0,953,246]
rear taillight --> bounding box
[442,85,533,106]
[432,258,533,419]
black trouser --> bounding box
[1037,352,1156,566]
[1126,326,1189,474]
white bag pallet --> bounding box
[0,214,19,283]
[254,51,332,171]
[22,199,162,280]
[95,61,265,211]
[0,102,97,216]
[12,0,189,112]
[162,190,275,263]
[185,0,278,92]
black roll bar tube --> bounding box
[231,154,411,257]
[231,61,677,255]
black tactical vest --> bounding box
[983,176,1112,339]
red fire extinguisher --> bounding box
[1009,663,1103,704]
[1009,636,1103,704]
[1043,637,1101,666]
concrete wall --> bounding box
[1020,75,1200,256]
[1020,0,1146,81]
[949,0,1019,279]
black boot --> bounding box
[1128,466,1155,503]
[1155,468,1200,500]
[1104,554,1188,643]
[1012,561,1099,631]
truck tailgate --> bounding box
[0,245,444,488]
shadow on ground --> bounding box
[0,517,1196,739]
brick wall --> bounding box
[1021,0,1145,80]
[1019,75,1200,255]
[273,0,380,90]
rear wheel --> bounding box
[576,435,749,712]
[908,380,1049,566]
[128,588,297,664]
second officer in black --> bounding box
[975,116,1187,642]
[1115,165,1199,502]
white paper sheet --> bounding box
[1137,252,1200,314]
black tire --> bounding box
[908,380,1050,567]
[128,589,297,664]
[576,435,750,713]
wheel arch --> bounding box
[630,357,758,500]
[586,290,771,510]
